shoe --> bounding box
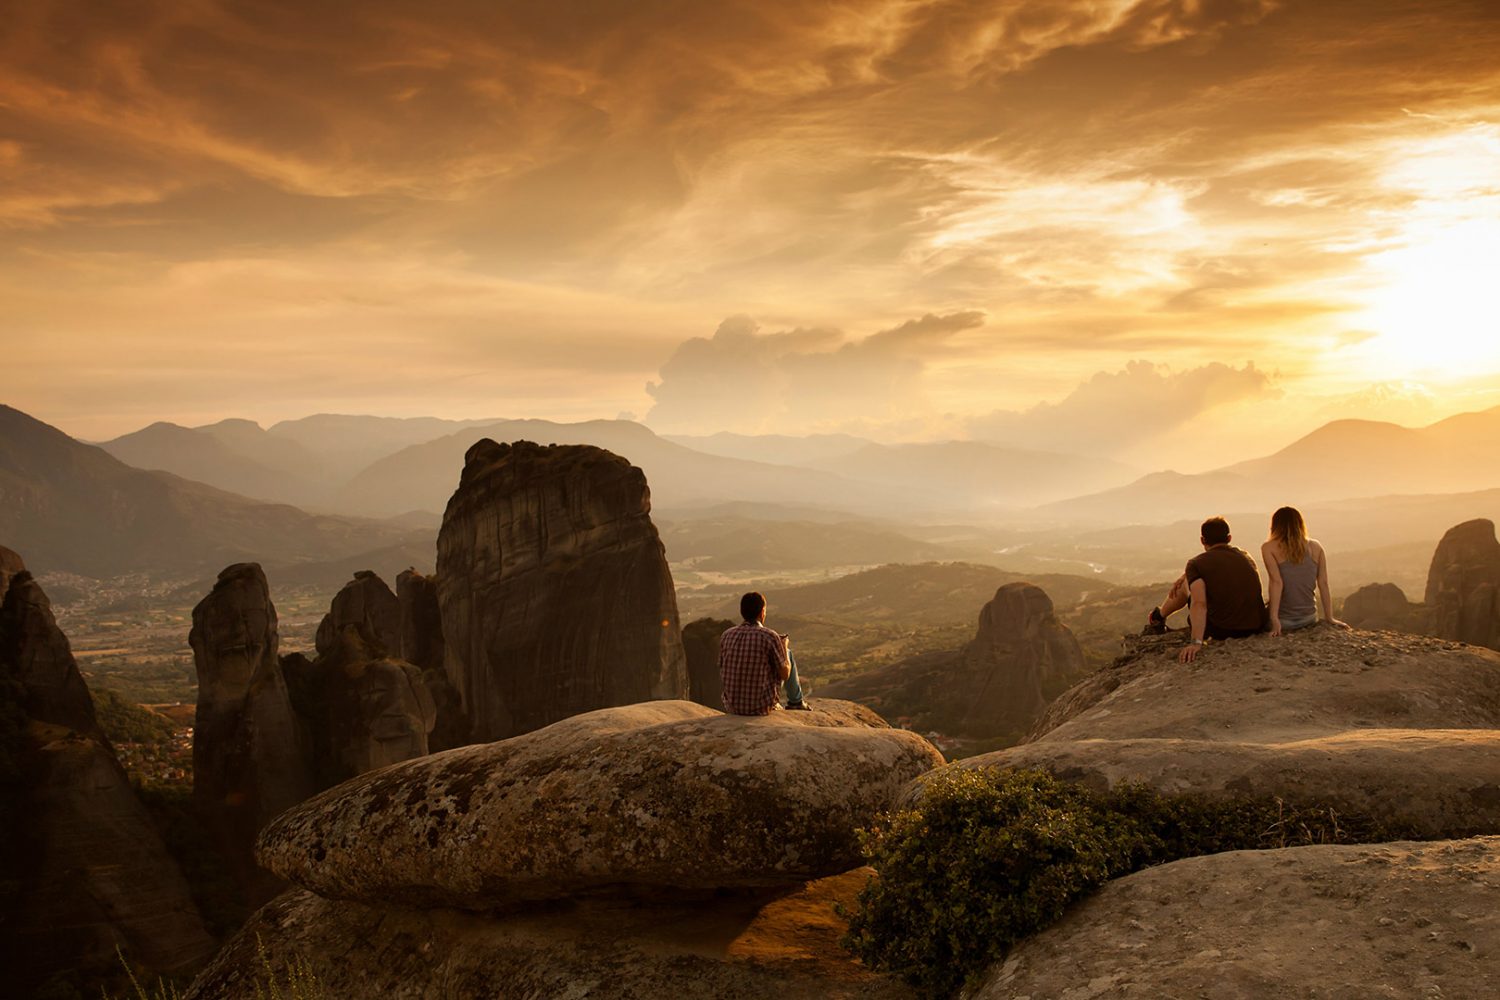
[785,701,812,711]
[1142,607,1167,636]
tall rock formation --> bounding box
[397,568,465,750]
[0,554,214,996]
[683,617,735,710]
[190,563,314,903]
[1425,518,1500,649]
[436,439,688,743]
[820,581,1087,742]
[954,582,1087,735]
[314,569,401,658]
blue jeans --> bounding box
[784,649,805,706]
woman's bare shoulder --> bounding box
[1309,538,1327,559]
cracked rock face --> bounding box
[257,699,942,908]
[1426,518,1500,649]
[435,439,688,743]
[315,570,401,658]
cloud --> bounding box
[968,360,1276,457]
[644,311,985,434]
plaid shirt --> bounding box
[718,621,788,715]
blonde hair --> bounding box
[1269,506,1308,564]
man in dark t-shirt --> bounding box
[1144,516,1266,662]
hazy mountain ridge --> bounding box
[0,405,428,578]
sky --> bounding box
[4,0,1500,462]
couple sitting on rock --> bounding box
[717,591,811,715]
[1146,507,1350,663]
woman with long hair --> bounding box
[1261,506,1350,635]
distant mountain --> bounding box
[266,413,502,481]
[100,420,327,507]
[662,431,872,467]
[659,515,961,573]
[331,418,921,518]
[1046,407,1500,523]
[0,405,426,578]
[820,441,1138,508]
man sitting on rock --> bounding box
[719,591,810,714]
[1144,516,1267,663]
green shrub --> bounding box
[841,767,1423,998]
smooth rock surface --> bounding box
[258,699,941,907]
[975,838,1500,999]
[683,616,734,710]
[949,627,1500,836]
[190,562,315,900]
[397,567,465,751]
[436,439,689,743]
[185,873,912,1000]
[1426,518,1500,649]
[0,569,99,735]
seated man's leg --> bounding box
[1145,575,1188,633]
[784,649,807,708]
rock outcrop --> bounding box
[820,581,1088,741]
[0,569,99,736]
[397,567,464,750]
[314,569,400,658]
[1,558,215,996]
[435,439,688,743]
[1426,518,1500,649]
[950,627,1500,838]
[0,543,23,598]
[1340,580,1423,631]
[258,698,942,909]
[975,838,1500,999]
[683,616,734,709]
[190,563,315,901]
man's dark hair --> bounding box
[740,591,767,622]
[1201,516,1231,546]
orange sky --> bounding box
[3,0,1500,460]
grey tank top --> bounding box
[1278,557,1318,624]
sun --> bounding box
[1353,216,1500,378]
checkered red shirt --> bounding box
[718,621,788,715]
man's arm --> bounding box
[1181,579,1208,662]
[769,631,791,682]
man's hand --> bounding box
[1180,641,1202,663]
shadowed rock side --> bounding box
[313,568,401,657]
[1426,518,1500,649]
[397,567,465,751]
[257,699,941,909]
[436,439,688,743]
[951,627,1500,838]
[184,874,913,1000]
[1340,581,1429,633]
[0,543,24,599]
[820,581,1088,740]
[683,616,735,709]
[190,563,315,903]
[0,561,214,995]
[975,838,1500,999]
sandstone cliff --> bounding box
[397,567,465,750]
[190,563,315,903]
[683,616,735,709]
[0,557,215,996]
[313,568,401,657]
[435,439,688,742]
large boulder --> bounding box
[185,873,912,1000]
[1426,518,1500,649]
[257,699,942,909]
[0,543,23,599]
[314,569,401,658]
[950,628,1500,837]
[190,562,315,901]
[435,439,689,743]
[1341,581,1426,632]
[974,837,1500,999]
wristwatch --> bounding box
[1190,638,1205,646]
